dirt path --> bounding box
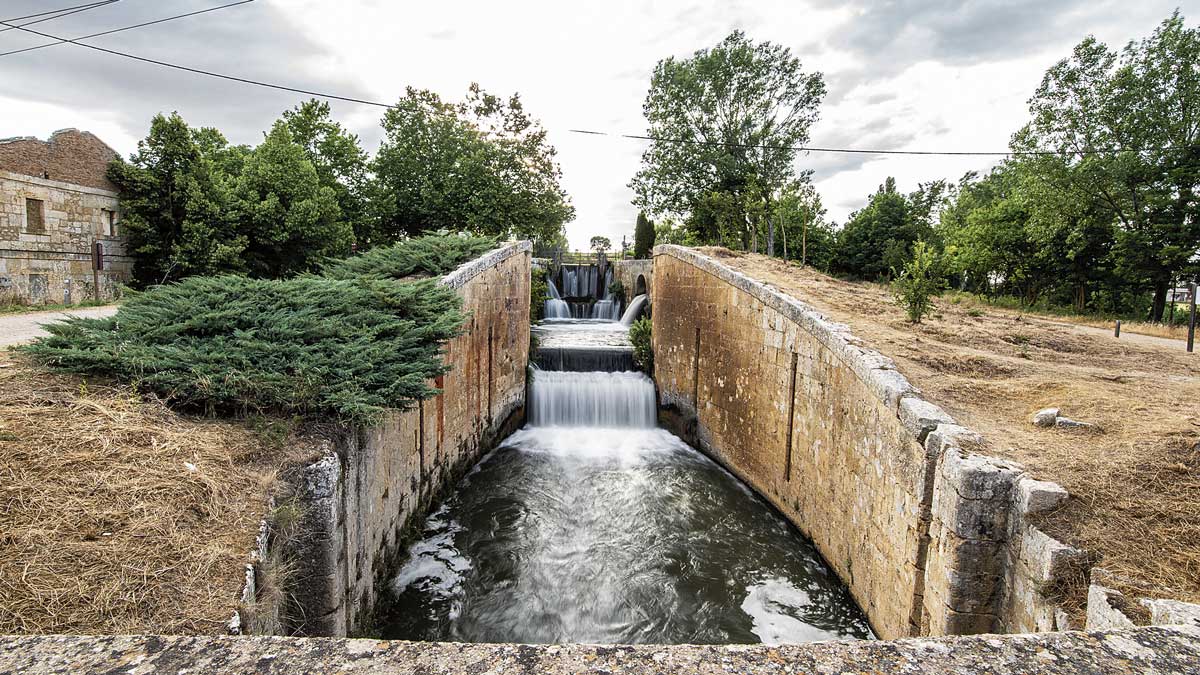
[0,306,117,347]
[701,248,1200,615]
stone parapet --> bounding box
[4,627,1198,674]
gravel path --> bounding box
[0,306,118,348]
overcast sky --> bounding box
[0,0,1188,248]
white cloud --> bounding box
[0,0,1187,247]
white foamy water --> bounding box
[621,294,648,325]
[544,280,571,319]
[528,369,656,428]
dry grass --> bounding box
[0,353,322,635]
[704,250,1200,618]
[1064,316,1188,341]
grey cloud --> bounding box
[428,28,456,40]
[801,123,918,180]
[814,0,1180,101]
[0,1,380,149]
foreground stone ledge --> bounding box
[3,628,1199,674]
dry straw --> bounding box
[0,354,319,635]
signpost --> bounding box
[91,241,103,303]
[1188,282,1196,354]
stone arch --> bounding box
[635,274,647,297]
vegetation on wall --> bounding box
[22,235,494,424]
[530,265,548,323]
[629,316,653,373]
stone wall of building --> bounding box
[648,245,1106,640]
[280,242,531,637]
[0,162,131,305]
[0,128,119,192]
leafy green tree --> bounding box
[371,84,574,243]
[232,122,352,278]
[107,112,242,286]
[834,178,932,279]
[590,236,612,253]
[631,31,826,250]
[1016,11,1200,320]
[633,212,656,258]
[774,180,835,268]
[282,99,371,247]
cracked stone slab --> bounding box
[3,629,1199,674]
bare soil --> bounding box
[0,353,323,635]
[703,249,1200,614]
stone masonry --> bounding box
[277,242,532,637]
[648,245,1122,640]
[0,130,131,304]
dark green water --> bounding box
[381,416,872,644]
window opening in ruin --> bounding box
[25,198,45,234]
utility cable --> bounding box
[0,0,118,33]
[0,14,1183,158]
[567,129,1168,158]
[0,0,255,57]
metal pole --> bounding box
[1114,320,1121,338]
[1188,282,1197,354]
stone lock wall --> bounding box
[610,258,653,303]
[649,246,1095,640]
[282,242,531,637]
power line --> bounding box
[0,13,1181,158]
[567,129,1166,158]
[0,0,255,58]
[0,1,118,33]
[0,15,395,108]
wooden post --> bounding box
[91,241,103,303]
[1188,282,1197,354]
[1114,320,1121,338]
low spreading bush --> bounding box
[24,235,500,424]
[322,233,495,281]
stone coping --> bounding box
[441,240,531,290]
[0,169,119,198]
[4,627,1198,674]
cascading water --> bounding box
[528,369,656,427]
[383,317,871,645]
[590,293,622,321]
[620,293,648,325]
[544,280,570,319]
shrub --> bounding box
[22,234,499,425]
[530,266,548,323]
[608,278,625,299]
[629,316,653,372]
[322,233,495,281]
[890,240,944,324]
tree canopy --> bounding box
[371,84,574,245]
[630,31,825,252]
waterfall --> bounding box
[620,294,648,325]
[528,369,656,428]
[544,280,570,319]
[590,294,622,321]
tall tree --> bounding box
[281,100,371,247]
[232,122,352,278]
[630,31,826,249]
[1016,11,1200,320]
[107,113,241,286]
[371,85,574,243]
[633,211,656,258]
[590,236,612,253]
[834,178,932,279]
